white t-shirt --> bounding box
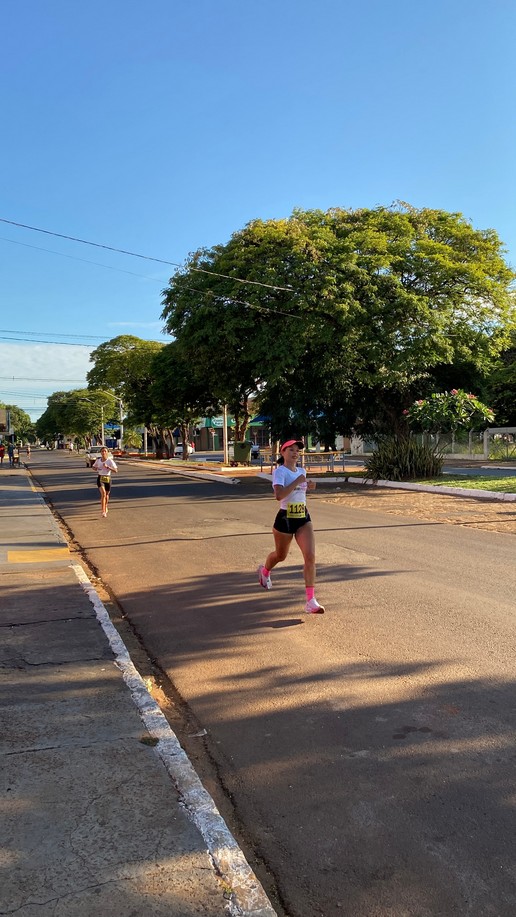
[93,456,117,478]
[272,464,308,510]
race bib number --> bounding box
[100,475,110,484]
[287,502,306,519]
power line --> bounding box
[180,285,301,320]
[0,224,304,321]
[0,329,166,346]
[0,376,86,382]
[0,391,51,398]
[0,217,297,293]
[0,236,165,282]
[0,327,105,341]
[0,335,95,347]
[3,407,44,413]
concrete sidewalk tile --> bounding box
[0,661,146,753]
[0,571,94,625]
[1,742,228,916]
[0,618,113,668]
[0,467,278,917]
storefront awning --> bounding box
[248,415,270,427]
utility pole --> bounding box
[222,404,229,465]
[118,399,124,452]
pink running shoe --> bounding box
[305,597,325,614]
[257,565,272,590]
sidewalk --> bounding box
[0,467,277,917]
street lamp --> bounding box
[72,396,105,445]
[90,391,124,451]
[59,393,102,445]
[61,390,123,450]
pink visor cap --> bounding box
[280,439,304,452]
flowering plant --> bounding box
[404,389,494,434]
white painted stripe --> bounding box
[71,562,277,917]
[259,471,516,501]
[124,460,241,486]
[341,477,516,501]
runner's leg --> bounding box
[98,483,107,515]
[265,529,293,572]
[295,522,325,612]
[295,522,316,587]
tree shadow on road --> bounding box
[113,568,516,917]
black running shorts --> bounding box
[273,509,311,535]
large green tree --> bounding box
[87,335,166,450]
[149,342,216,459]
[0,403,34,441]
[485,333,516,426]
[87,335,164,421]
[36,389,113,444]
[161,204,515,441]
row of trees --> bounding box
[32,203,516,454]
[0,403,34,442]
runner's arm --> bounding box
[273,473,307,502]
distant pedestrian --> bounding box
[26,444,31,459]
[91,446,117,517]
[257,439,325,614]
[7,442,14,467]
[0,443,4,465]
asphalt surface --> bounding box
[11,451,516,917]
[0,463,277,917]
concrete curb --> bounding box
[124,459,241,486]
[72,562,277,917]
[257,472,516,501]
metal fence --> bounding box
[260,451,354,473]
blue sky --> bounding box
[1,0,515,419]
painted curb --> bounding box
[341,476,516,502]
[257,472,516,501]
[125,459,241,486]
[72,562,277,917]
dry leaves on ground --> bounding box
[321,485,516,535]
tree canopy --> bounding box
[161,204,515,441]
[87,335,164,426]
[0,403,34,441]
[485,331,516,426]
[36,389,119,444]
[149,342,217,457]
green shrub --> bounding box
[364,437,443,482]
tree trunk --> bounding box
[180,423,190,460]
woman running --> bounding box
[92,446,118,517]
[257,439,325,614]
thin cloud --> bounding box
[0,343,92,419]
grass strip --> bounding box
[415,475,516,493]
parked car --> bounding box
[174,442,195,456]
[85,445,105,467]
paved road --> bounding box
[29,451,516,917]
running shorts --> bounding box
[273,508,311,535]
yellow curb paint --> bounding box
[8,547,70,563]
